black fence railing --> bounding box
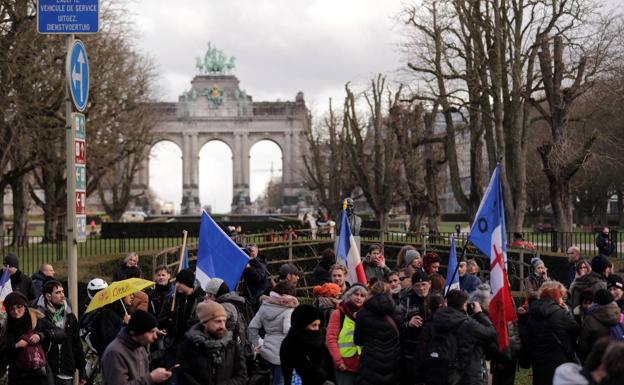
[1,229,619,276]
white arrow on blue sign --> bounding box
[66,40,89,111]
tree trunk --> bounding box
[11,174,29,246]
[0,182,5,237]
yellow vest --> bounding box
[337,315,362,357]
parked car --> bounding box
[121,211,148,222]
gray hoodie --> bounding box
[247,292,298,365]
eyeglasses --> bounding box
[399,276,409,281]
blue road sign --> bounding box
[67,40,89,111]
[38,0,99,34]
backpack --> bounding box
[424,319,467,385]
[609,322,624,341]
[15,331,47,371]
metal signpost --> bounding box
[38,0,98,320]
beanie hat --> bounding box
[404,249,422,267]
[196,300,227,323]
[530,257,545,270]
[204,278,229,297]
[290,304,322,330]
[312,282,342,298]
[591,255,610,274]
[608,274,624,290]
[4,291,28,310]
[127,310,158,336]
[411,270,431,283]
[594,289,614,306]
[176,268,195,288]
[3,253,19,268]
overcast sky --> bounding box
[126,0,408,213]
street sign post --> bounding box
[38,0,99,327]
[72,113,87,243]
[67,40,89,112]
[37,0,100,34]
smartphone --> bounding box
[167,364,180,371]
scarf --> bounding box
[47,301,66,328]
[339,300,361,320]
[186,326,233,365]
[289,328,324,350]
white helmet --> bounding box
[87,278,108,299]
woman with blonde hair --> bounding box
[112,251,143,282]
[526,281,579,385]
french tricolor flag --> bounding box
[0,266,13,307]
[336,202,367,285]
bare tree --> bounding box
[390,101,446,232]
[402,0,620,230]
[342,75,403,230]
[302,100,354,217]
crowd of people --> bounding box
[0,239,623,385]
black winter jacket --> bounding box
[38,300,87,381]
[353,293,402,385]
[526,299,579,385]
[241,257,270,306]
[9,270,37,302]
[280,327,335,385]
[30,271,47,298]
[147,283,174,316]
[177,324,247,385]
[431,307,497,385]
[160,288,205,347]
[5,308,65,385]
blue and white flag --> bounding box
[444,235,460,295]
[181,244,189,270]
[0,266,12,303]
[196,211,249,292]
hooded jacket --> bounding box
[527,299,579,385]
[241,256,271,305]
[101,329,152,385]
[353,294,402,385]
[247,292,298,365]
[430,306,497,385]
[570,272,607,308]
[578,301,621,360]
[280,321,335,385]
[177,324,247,385]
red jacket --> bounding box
[325,308,360,373]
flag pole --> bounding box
[170,230,189,312]
[444,237,470,299]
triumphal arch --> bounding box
[134,43,310,214]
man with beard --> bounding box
[38,280,87,385]
[177,300,247,385]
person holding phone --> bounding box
[101,310,172,385]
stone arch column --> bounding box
[181,132,200,214]
[232,131,251,213]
